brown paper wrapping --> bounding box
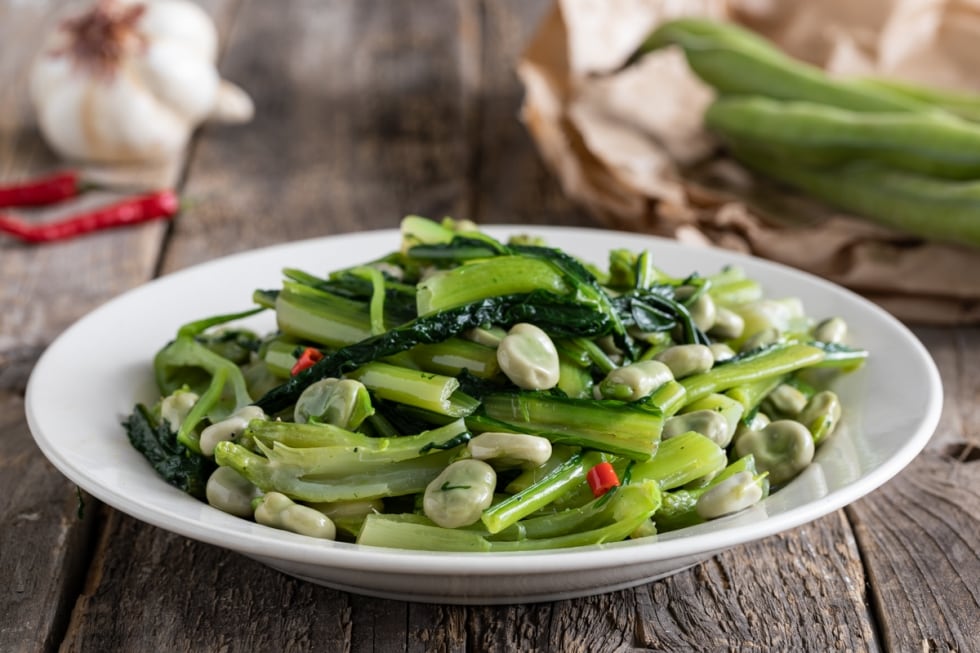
[519,0,980,324]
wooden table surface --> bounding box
[2,2,978,651]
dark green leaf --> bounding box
[123,404,214,499]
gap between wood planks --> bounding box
[841,508,888,652]
[457,0,487,226]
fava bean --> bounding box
[254,492,337,540]
[681,393,745,447]
[294,377,373,428]
[468,432,552,467]
[798,390,842,444]
[739,327,780,353]
[497,323,560,390]
[709,343,736,363]
[161,389,199,434]
[676,286,717,332]
[200,405,267,456]
[813,317,848,345]
[734,420,814,485]
[206,466,261,518]
[663,409,731,446]
[655,344,714,379]
[423,459,497,528]
[695,470,764,519]
[598,360,673,401]
[708,307,745,340]
[765,383,809,417]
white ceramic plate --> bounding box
[25,227,942,604]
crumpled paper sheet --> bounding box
[519,0,980,324]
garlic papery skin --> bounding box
[29,0,253,166]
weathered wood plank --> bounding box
[0,2,243,652]
[0,4,148,652]
[471,0,596,228]
[844,326,980,652]
[847,451,980,653]
[160,0,474,271]
[0,390,97,653]
[60,511,354,653]
[633,512,879,652]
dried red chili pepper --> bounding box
[0,171,83,208]
[291,347,324,376]
[0,189,179,244]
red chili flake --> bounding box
[586,461,620,498]
[291,347,324,376]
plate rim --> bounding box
[24,225,943,578]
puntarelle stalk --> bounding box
[125,215,868,551]
[480,392,663,460]
[681,343,826,405]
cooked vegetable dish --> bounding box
[124,217,867,551]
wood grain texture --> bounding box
[0,4,158,652]
[635,513,878,652]
[847,451,980,653]
[2,0,979,651]
[0,3,241,652]
[161,0,475,271]
[843,326,980,653]
[0,392,97,653]
[468,0,597,228]
[61,511,355,653]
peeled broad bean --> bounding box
[708,307,745,340]
[696,471,764,519]
[765,383,808,416]
[676,286,717,332]
[254,492,337,540]
[734,298,805,343]
[294,377,373,428]
[497,323,561,390]
[681,394,745,447]
[160,389,199,434]
[423,459,497,528]
[798,390,842,444]
[598,360,674,401]
[654,344,714,379]
[709,343,736,363]
[734,420,814,485]
[813,317,848,344]
[206,466,261,518]
[200,405,267,456]
[663,409,731,446]
[733,411,769,447]
[739,327,780,353]
[467,432,552,467]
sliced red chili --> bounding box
[0,189,179,244]
[0,171,83,208]
[586,461,620,498]
[291,347,324,376]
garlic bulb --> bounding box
[29,0,254,165]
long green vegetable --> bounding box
[624,17,980,250]
[626,18,924,113]
[706,96,980,180]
